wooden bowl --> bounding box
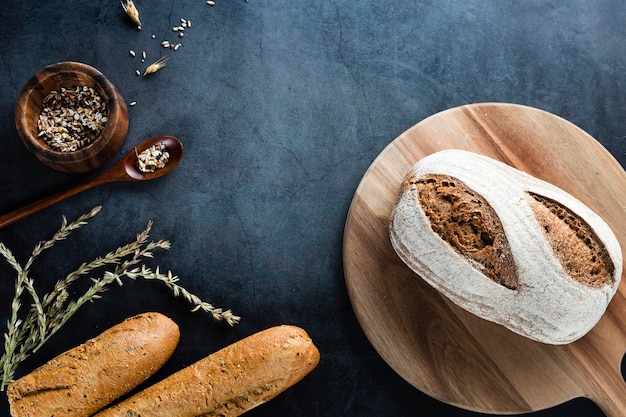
[15,62,128,174]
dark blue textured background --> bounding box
[0,1,624,415]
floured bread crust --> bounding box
[389,150,622,344]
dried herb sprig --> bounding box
[0,206,239,390]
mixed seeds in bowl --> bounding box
[37,86,108,152]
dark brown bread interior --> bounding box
[527,192,614,288]
[412,174,519,290]
[409,172,615,290]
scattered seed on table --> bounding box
[207,0,215,5]
[161,40,170,48]
[142,51,146,59]
[129,50,136,57]
[174,43,181,50]
[129,101,137,106]
[152,34,156,39]
[135,69,141,76]
[179,32,184,38]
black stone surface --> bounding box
[0,1,624,416]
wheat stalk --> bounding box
[0,206,239,390]
[128,266,241,326]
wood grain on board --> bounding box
[343,103,626,416]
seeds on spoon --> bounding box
[136,142,171,173]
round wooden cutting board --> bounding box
[343,103,626,416]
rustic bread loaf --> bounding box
[389,150,622,344]
[93,325,320,417]
[7,312,180,417]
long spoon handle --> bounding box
[0,135,183,230]
[0,176,112,230]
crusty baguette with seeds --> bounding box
[94,325,320,417]
[389,149,622,344]
[7,312,179,417]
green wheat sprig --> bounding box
[0,206,240,390]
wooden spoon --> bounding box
[0,135,183,229]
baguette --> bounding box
[94,325,320,417]
[7,312,180,417]
[389,150,622,344]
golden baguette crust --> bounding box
[7,312,180,417]
[94,325,320,417]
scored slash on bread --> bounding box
[389,150,622,345]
